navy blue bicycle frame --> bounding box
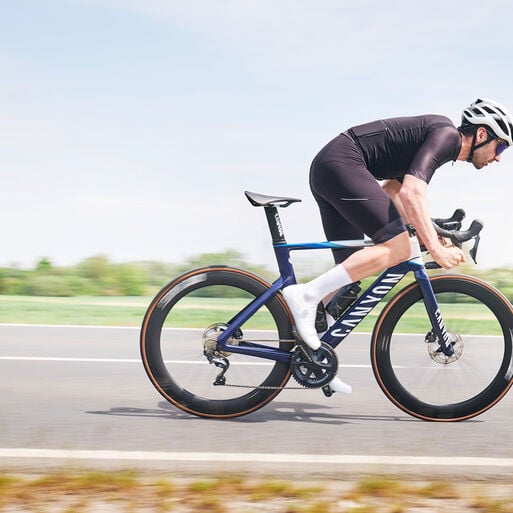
[216,239,453,362]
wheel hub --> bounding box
[202,323,242,357]
[426,330,464,364]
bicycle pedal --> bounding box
[322,385,334,397]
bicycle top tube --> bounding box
[274,239,375,251]
[272,239,374,284]
[273,233,423,285]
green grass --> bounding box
[0,295,149,326]
[0,295,504,335]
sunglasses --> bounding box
[486,129,509,155]
[496,139,509,155]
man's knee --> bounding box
[384,232,411,266]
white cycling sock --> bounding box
[303,264,353,303]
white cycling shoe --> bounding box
[283,284,352,395]
[328,375,352,394]
[282,284,321,350]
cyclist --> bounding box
[283,98,513,354]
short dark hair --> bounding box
[457,123,478,137]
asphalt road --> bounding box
[1,324,513,479]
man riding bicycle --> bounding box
[283,98,513,361]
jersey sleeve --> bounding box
[406,126,461,183]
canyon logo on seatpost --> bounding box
[323,270,406,346]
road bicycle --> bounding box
[140,191,513,421]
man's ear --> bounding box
[476,126,487,142]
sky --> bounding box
[2,0,513,274]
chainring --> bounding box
[290,342,338,388]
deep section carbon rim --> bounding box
[371,275,513,421]
[140,267,294,418]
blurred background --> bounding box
[2,0,513,288]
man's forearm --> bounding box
[398,176,440,253]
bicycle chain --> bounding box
[220,382,307,390]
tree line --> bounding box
[1,252,513,302]
[0,252,274,297]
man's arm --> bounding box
[382,178,427,245]
[397,175,465,269]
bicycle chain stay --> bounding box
[218,382,306,390]
[208,340,338,390]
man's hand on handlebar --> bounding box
[430,243,466,270]
[424,208,482,269]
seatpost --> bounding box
[264,206,287,244]
[263,204,297,286]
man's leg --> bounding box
[283,231,411,350]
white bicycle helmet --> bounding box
[461,98,513,146]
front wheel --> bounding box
[371,275,513,421]
[140,266,294,418]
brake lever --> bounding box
[469,234,480,264]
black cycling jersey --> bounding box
[347,115,461,182]
[309,115,462,263]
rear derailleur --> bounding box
[202,323,243,386]
[204,351,230,386]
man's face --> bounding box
[472,127,505,169]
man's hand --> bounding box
[431,244,466,269]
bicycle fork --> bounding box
[415,267,454,357]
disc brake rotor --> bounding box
[426,330,464,364]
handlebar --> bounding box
[433,219,483,247]
[431,208,466,231]
[423,209,483,269]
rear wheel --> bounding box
[371,275,513,421]
[140,267,294,418]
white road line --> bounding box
[1,448,513,468]
[0,356,140,363]
[0,323,141,329]
[2,357,146,363]
[0,356,370,368]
